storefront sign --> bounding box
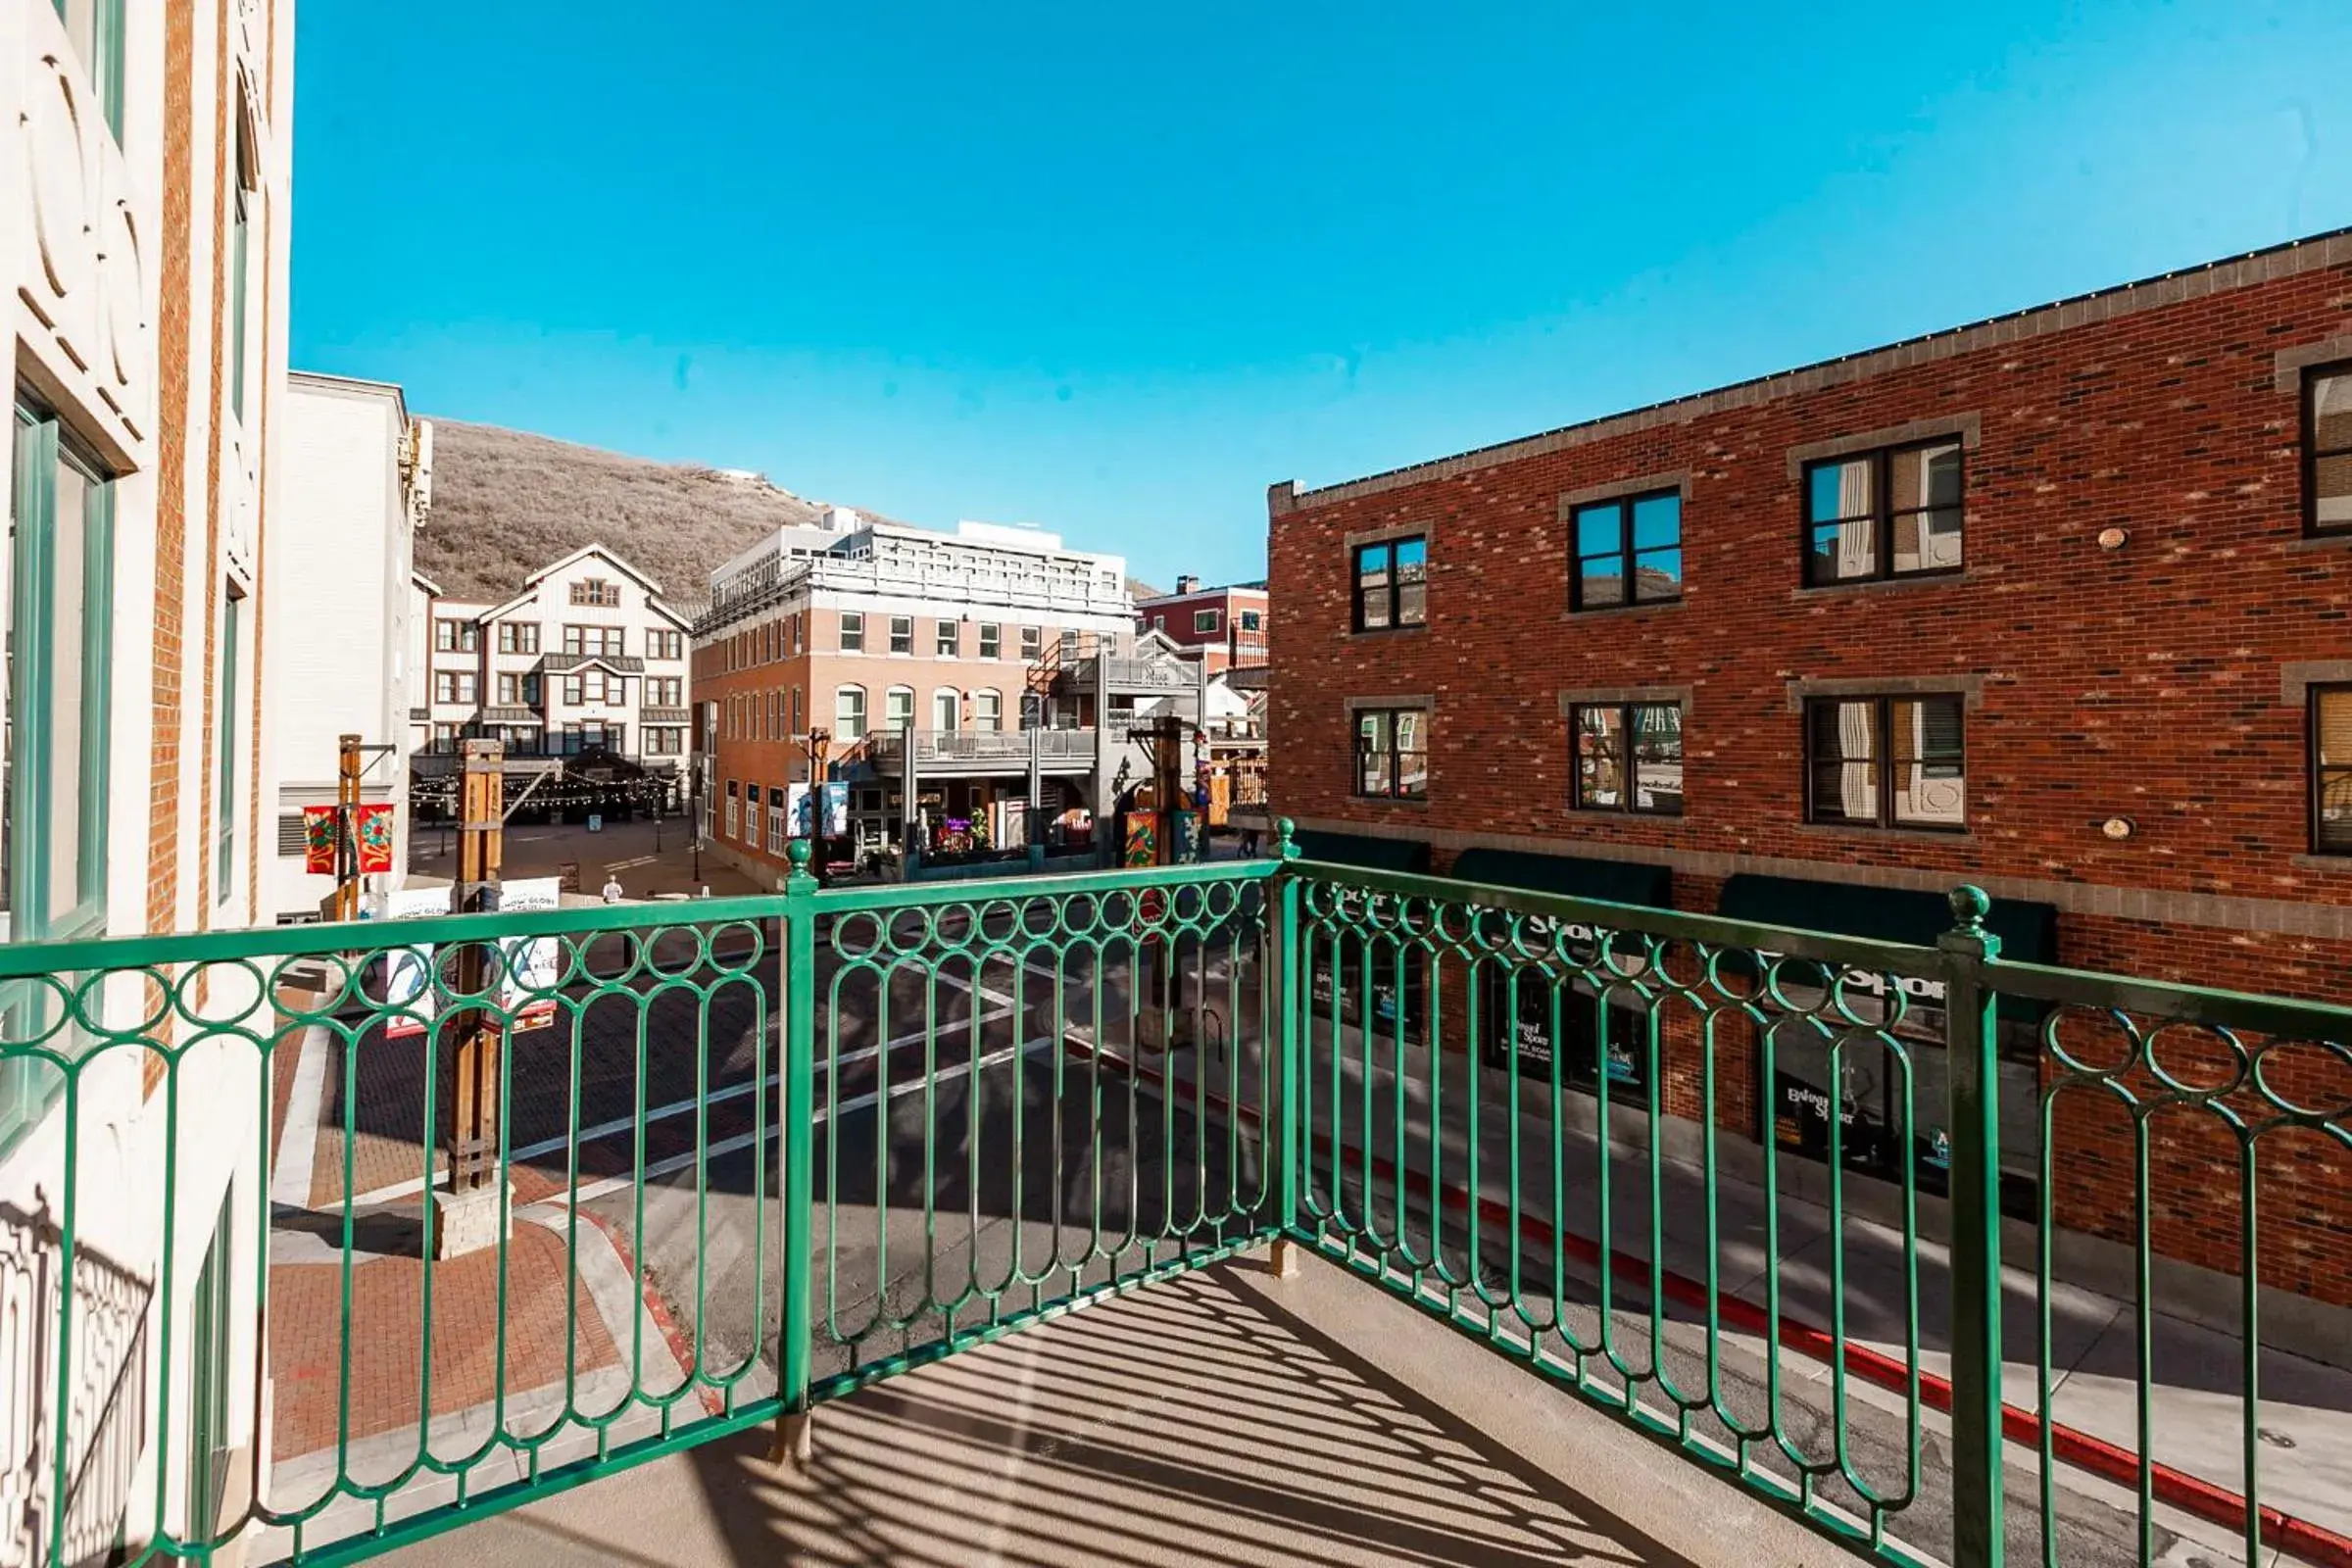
[377,877,563,1039]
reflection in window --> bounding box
[1351,537,1427,630]
[1572,703,1683,814]
[2307,366,2352,532]
[1805,443,1963,585]
[1804,695,1966,829]
[2312,687,2352,853]
[1354,707,1429,800]
[1571,492,1682,610]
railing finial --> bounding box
[1275,817,1298,861]
[1947,883,1991,936]
[785,837,816,891]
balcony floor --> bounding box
[377,1247,1851,1568]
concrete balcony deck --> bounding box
[380,1249,1847,1568]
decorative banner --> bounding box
[787,782,812,838]
[378,877,564,1039]
[1123,811,1159,868]
[302,807,339,874]
[355,804,395,873]
[819,782,850,838]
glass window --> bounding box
[2306,366,2352,533]
[979,623,1001,660]
[1804,442,1963,586]
[1353,706,1429,800]
[885,686,914,728]
[1194,609,1220,634]
[2314,687,2352,853]
[1571,491,1682,611]
[936,619,958,657]
[569,578,621,607]
[1239,610,1262,632]
[229,109,253,423]
[1020,625,1041,658]
[1350,536,1428,631]
[1805,695,1966,830]
[932,690,959,730]
[54,0,127,142]
[435,618,477,653]
[835,685,866,736]
[840,612,865,653]
[216,593,240,896]
[975,690,1003,731]
[889,616,912,655]
[1571,703,1684,815]
[496,622,538,655]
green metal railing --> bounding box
[0,827,2346,1567]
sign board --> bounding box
[587,814,604,833]
[377,877,564,1039]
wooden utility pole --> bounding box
[333,733,364,921]
[446,740,506,1200]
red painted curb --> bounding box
[1068,1036,2352,1568]
[571,1205,728,1420]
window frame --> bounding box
[889,616,913,655]
[1800,441,1967,588]
[1568,702,1685,816]
[1239,610,1262,633]
[1351,705,1430,801]
[1194,609,1221,635]
[839,612,865,653]
[1801,693,1969,832]
[1568,489,1684,612]
[1019,625,1041,659]
[1349,535,1428,633]
[936,619,958,658]
[2303,361,2352,536]
[2309,684,2352,854]
[835,684,867,737]
[216,591,241,898]
[978,622,1001,660]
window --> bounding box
[840,612,865,653]
[6,401,116,956]
[647,677,682,707]
[744,784,761,843]
[563,670,614,706]
[1020,625,1041,659]
[563,624,623,658]
[1803,443,1964,586]
[835,685,867,737]
[435,618,478,653]
[646,727,684,756]
[434,670,477,705]
[975,690,1003,731]
[2311,687,2352,853]
[1353,707,1429,800]
[790,688,802,735]
[497,673,520,705]
[1194,609,1221,635]
[725,781,739,839]
[647,628,682,661]
[979,623,1001,660]
[890,616,912,655]
[936,619,958,658]
[54,0,127,142]
[1571,491,1682,610]
[885,686,915,729]
[768,799,786,853]
[1351,537,1428,631]
[1571,703,1684,815]
[429,723,460,754]
[932,690,959,731]
[2306,365,2352,533]
[499,725,543,756]
[569,578,622,607]
[496,622,539,655]
[1804,695,1967,830]
[229,101,254,423]
[1240,610,1262,633]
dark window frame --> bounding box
[1569,490,1683,612]
[1569,702,1685,816]
[2310,684,2352,854]
[888,615,912,655]
[1802,694,1969,832]
[1800,440,1967,588]
[2304,360,2352,536]
[1352,705,1430,801]
[1349,536,1428,633]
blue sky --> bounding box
[291,2,2352,589]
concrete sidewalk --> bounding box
[379,1248,1855,1568]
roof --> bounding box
[412,569,444,596]
[289,368,410,424]
[539,653,647,676]
[1135,581,1270,609]
[1274,224,2352,512]
[521,543,668,597]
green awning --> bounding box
[1291,830,1430,874]
[1450,848,1671,909]
[1715,874,2056,962]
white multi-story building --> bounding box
[4,0,293,1558]
[263,373,431,922]
[414,545,694,776]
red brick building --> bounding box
[1136,575,1269,675]
[1267,229,2352,1306]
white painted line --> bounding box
[329,1005,1015,1210]
[271,1024,329,1210]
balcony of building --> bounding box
[4,841,2349,1568]
[860,724,1100,777]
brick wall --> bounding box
[1269,238,2352,1302]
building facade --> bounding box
[1136,574,1268,675]
[1268,229,2352,1307]
[691,511,1158,884]
[263,373,428,922]
[3,0,293,1556]
[413,545,695,776]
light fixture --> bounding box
[2096,526,2129,551]
[2100,816,2134,841]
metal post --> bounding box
[1270,817,1303,1278]
[1940,885,2006,1568]
[771,838,819,1466]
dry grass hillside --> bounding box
[415,419,1160,611]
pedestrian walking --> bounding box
[602,874,624,905]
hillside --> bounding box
[414,419,1159,612]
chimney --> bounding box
[1175,573,1200,595]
